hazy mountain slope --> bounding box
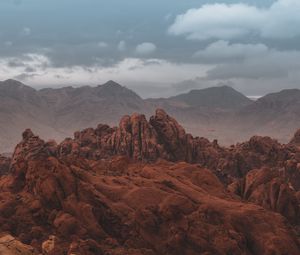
[236,89,300,142]
[167,85,252,109]
[0,79,62,152]
[0,80,148,152]
[39,80,146,129]
[145,86,253,144]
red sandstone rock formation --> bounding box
[228,167,300,224]
[1,110,300,254]
[58,109,224,173]
[54,109,297,185]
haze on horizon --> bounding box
[0,0,300,98]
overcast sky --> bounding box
[0,0,300,98]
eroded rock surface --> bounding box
[1,110,300,254]
[0,234,36,255]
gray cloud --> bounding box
[205,50,300,80]
[172,78,236,93]
[193,40,269,63]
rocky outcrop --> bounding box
[54,110,298,185]
[218,136,290,181]
[0,127,300,254]
[58,109,224,171]
[149,109,188,160]
[1,110,300,254]
[229,167,300,224]
[0,234,36,255]
[110,113,163,160]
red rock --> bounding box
[1,110,300,254]
[229,167,300,224]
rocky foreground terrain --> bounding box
[1,109,300,254]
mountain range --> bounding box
[0,78,299,152]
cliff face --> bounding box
[1,109,300,254]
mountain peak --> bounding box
[96,80,142,99]
[0,79,35,91]
[1,79,25,87]
[171,85,252,109]
[102,80,121,87]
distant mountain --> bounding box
[145,85,253,145]
[0,79,300,152]
[38,80,145,129]
[168,85,252,109]
[240,89,300,118]
[0,79,146,152]
[236,89,300,142]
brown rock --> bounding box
[230,167,300,223]
[0,234,36,255]
[1,110,300,254]
[42,235,57,254]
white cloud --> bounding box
[169,0,300,40]
[193,40,269,62]
[135,42,157,55]
[117,40,126,52]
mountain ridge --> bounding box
[0,79,300,152]
[168,85,252,109]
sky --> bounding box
[0,0,300,98]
